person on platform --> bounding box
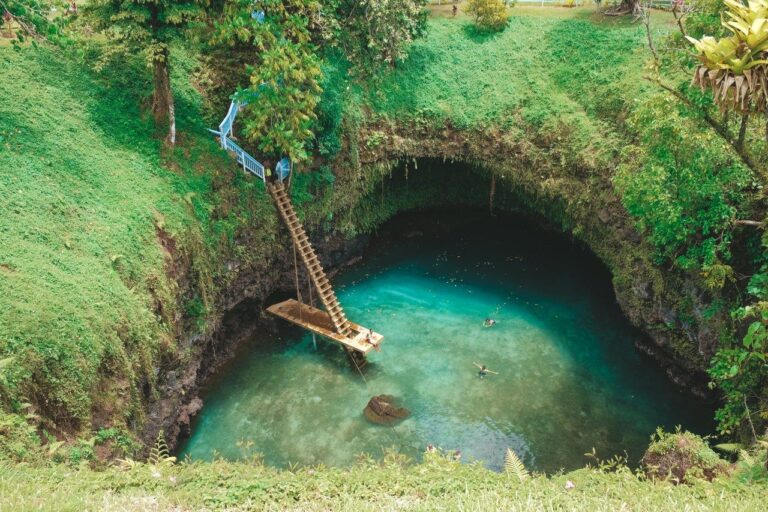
[366,329,381,352]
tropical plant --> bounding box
[118,430,175,469]
[687,0,768,113]
[708,262,768,437]
[214,0,322,163]
[465,0,508,32]
[147,430,176,466]
[503,447,529,482]
[326,0,428,71]
[84,0,206,146]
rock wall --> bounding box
[148,124,725,451]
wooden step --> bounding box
[269,184,355,338]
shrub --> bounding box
[466,0,509,32]
[641,428,729,483]
[0,412,41,463]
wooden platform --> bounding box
[266,299,383,355]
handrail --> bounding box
[211,98,290,183]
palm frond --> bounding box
[504,448,529,483]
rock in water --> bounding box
[363,395,409,425]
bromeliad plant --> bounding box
[687,0,768,112]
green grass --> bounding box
[361,13,664,131]
[1,454,767,511]
[0,45,275,435]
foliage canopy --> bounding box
[466,0,508,32]
[326,0,428,71]
[214,0,322,163]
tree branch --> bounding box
[734,219,764,227]
[646,76,758,172]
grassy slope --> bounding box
[364,9,656,133]
[0,46,275,438]
[332,9,670,234]
[1,456,767,511]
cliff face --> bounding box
[144,226,369,452]
[149,122,727,451]
[332,123,724,393]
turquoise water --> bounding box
[178,209,714,473]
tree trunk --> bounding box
[605,0,639,15]
[737,112,749,152]
[152,46,176,146]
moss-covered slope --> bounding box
[0,46,281,445]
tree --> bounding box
[326,0,428,72]
[465,0,508,32]
[604,0,640,17]
[214,0,322,163]
[85,0,205,146]
[637,0,768,438]
[687,0,768,143]
[0,0,68,47]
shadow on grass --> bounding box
[461,22,509,43]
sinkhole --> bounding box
[178,204,714,473]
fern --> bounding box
[739,449,755,466]
[148,430,176,467]
[117,457,140,470]
[504,448,530,483]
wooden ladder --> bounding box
[268,181,352,338]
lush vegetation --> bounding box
[2,1,768,507]
[0,44,280,452]
[84,0,207,145]
[466,0,509,31]
[213,0,324,163]
[1,442,767,511]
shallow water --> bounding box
[178,209,714,472]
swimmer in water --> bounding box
[483,318,497,327]
[473,362,498,379]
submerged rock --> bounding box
[363,395,409,425]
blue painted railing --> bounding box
[210,99,291,183]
